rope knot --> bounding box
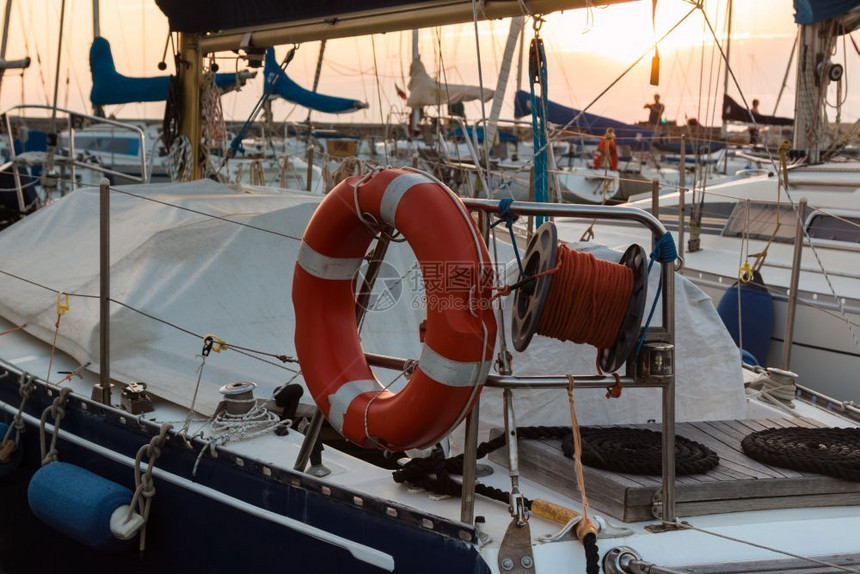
[50,404,66,420]
[19,375,34,399]
[146,443,162,460]
[493,198,525,275]
[650,233,678,264]
[140,474,156,499]
[496,198,518,228]
[42,449,58,466]
[605,373,623,399]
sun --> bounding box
[544,2,722,63]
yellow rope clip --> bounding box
[56,293,70,316]
[739,261,754,284]
[203,334,228,354]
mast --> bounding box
[92,0,104,117]
[305,39,327,124]
[178,33,202,180]
[92,0,100,38]
[793,22,833,164]
[719,0,732,139]
[410,30,420,135]
[483,16,524,155]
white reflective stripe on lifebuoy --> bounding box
[418,344,491,388]
[379,173,434,227]
[297,242,363,281]
[327,379,383,432]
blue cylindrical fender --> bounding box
[28,462,134,551]
[0,421,23,478]
[716,271,774,366]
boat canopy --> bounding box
[89,37,241,106]
[0,179,745,422]
[794,0,860,29]
[406,59,493,108]
[722,94,794,127]
[155,0,421,33]
[264,48,367,114]
[513,90,652,149]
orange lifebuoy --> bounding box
[292,168,497,450]
[593,138,619,171]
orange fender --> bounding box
[594,139,619,171]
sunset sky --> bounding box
[1,0,855,128]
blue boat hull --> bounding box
[0,371,489,573]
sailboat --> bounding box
[554,2,860,405]
[1,1,859,573]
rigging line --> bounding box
[109,300,300,373]
[470,0,492,185]
[519,6,698,176]
[805,207,860,229]
[0,269,98,299]
[370,35,389,165]
[703,2,724,150]
[696,16,706,152]
[107,186,303,242]
[671,521,860,574]
[26,0,49,105]
[0,267,299,372]
[697,7,781,178]
[798,224,860,353]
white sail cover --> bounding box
[406,59,493,107]
[0,180,745,426]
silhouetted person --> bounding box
[749,98,761,144]
[644,94,665,128]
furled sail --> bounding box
[513,90,652,148]
[89,37,242,106]
[721,95,793,127]
[264,49,367,114]
[405,59,493,108]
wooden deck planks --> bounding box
[491,418,860,522]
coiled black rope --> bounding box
[394,425,719,508]
[561,427,720,476]
[393,426,571,508]
[741,427,860,482]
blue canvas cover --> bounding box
[156,0,421,33]
[794,0,860,26]
[446,127,518,144]
[264,49,366,114]
[89,37,241,106]
[514,90,652,149]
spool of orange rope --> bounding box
[512,222,648,372]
